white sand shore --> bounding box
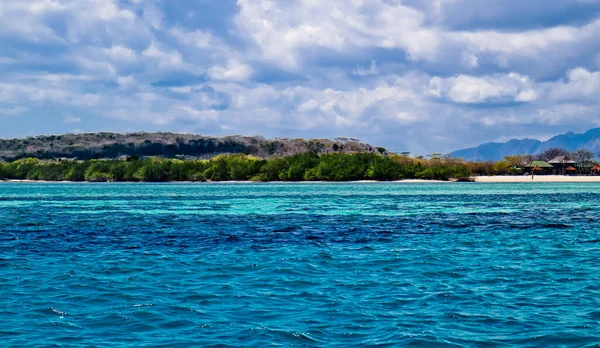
[474,175,600,183]
[4,177,600,183]
[393,179,448,183]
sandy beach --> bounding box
[474,175,600,183]
[4,177,600,183]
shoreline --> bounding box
[0,179,449,184]
[4,176,600,183]
[473,175,600,183]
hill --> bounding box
[451,139,542,162]
[451,128,600,161]
[0,132,383,161]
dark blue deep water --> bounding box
[2,182,600,347]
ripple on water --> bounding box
[1,182,600,346]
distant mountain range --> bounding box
[0,132,380,161]
[451,128,600,161]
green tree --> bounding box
[256,157,289,181]
[226,154,264,181]
[134,158,169,182]
[493,160,511,175]
[0,162,7,179]
[10,158,40,179]
[203,156,230,181]
[366,155,402,180]
[64,161,89,181]
[286,153,319,181]
[85,161,114,182]
[313,153,372,181]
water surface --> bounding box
[1,182,599,346]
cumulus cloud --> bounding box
[117,75,136,89]
[104,46,137,62]
[0,0,599,153]
[169,28,215,50]
[142,43,185,70]
[207,60,253,82]
[548,68,600,101]
[430,73,537,104]
[235,0,440,68]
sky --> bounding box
[0,0,599,155]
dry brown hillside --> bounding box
[0,132,386,161]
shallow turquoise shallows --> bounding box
[1,182,600,346]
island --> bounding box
[1,132,600,182]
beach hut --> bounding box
[525,160,554,175]
[565,165,577,175]
[548,156,576,175]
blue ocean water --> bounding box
[1,182,600,347]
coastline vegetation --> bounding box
[0,153,472,182]
[0,147,597,183]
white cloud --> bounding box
[0,2,65,42]
[234,0,600,79]
[207,60,253,82]
[117,75,136,89]
[515,89,538,102]
[63,114,82,123]
[176,106,220,122]
[458,25,580,56]
[141,2,163,29]
[0,0,151,48]
[0,81,100,107]
[353,60,378,76]
[104,46,137,61]
[235,0,440,69]
[548,68,600,101]
[479,104,594,127]
[0,82,67,103]
[18,0,66,15]
[454,19,600,75]
[461,53,479,68]
[496,56,509,68]
[427,76,442,97]
[432,73,537,103]
[70,0,135,22]
[142,43,188,71]
[1,0,599,154]
[16,73,95,83]
[74,93,101,106]
[0,106,28,116]
[170,28,214,49]
[74,56,116,76]
[169,27,242,69]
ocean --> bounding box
[1,182,599,346]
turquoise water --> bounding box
[1,182,600,346]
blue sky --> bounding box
[0,0,599,154]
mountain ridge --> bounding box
[451,128,600,161]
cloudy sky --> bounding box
[1,0,599,154]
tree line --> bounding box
[1,147,597,182]
[0,153,471,182]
